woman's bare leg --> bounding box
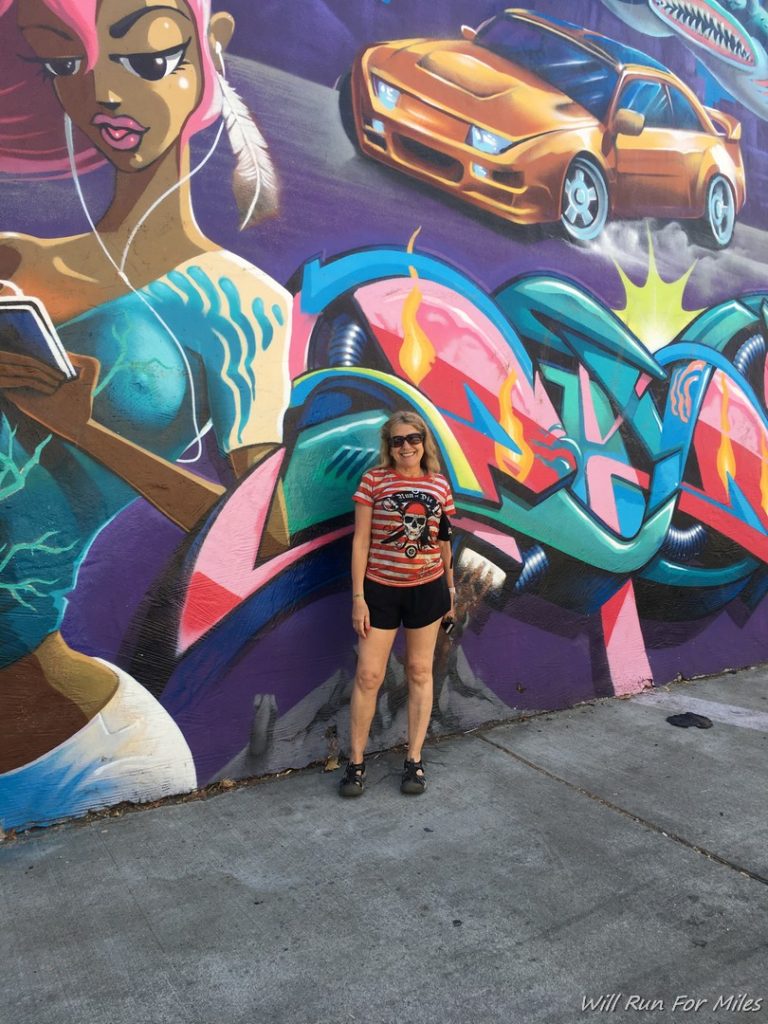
[348,627,397,763]
[403,618,442,763]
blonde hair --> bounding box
[379,411,441,475]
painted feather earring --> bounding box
[216,44,279,228]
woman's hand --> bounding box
[351,503,373,638]
[352,595,370,639]
[442,585,456,629]
[3,353,99,443]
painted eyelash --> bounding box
[18,54,83,82]
[19,40,190,83]
[108,39,190,67]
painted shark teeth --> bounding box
[652,0,754,64]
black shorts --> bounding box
[364,575,451,630]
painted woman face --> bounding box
[17,0,205,171]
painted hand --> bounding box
[4,353,100,444]
[0,350,66,394]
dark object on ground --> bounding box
[666,712,714,729]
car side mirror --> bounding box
[461,24,477,41]
[614,108,645,137]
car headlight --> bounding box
[371,75,401,110]
[467,125,513,155]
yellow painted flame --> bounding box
[612,228,703,352]
[398,227,436,387]
[716,375,736,498]
[760,434,768,518]
[495,368,534,483]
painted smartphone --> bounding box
[0,296,77,380]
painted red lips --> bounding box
[91,113,147,152]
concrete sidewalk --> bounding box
[2,669,767,1024]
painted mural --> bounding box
[2,0,768,831]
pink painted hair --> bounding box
[0,0,222,177]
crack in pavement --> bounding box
[478,733,768,887]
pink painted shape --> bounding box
[178,525,354,653]
[584,455,645,535]
[634,372,651,398]
[288,295,316,380]
[361,279,564,437]
[601,580,653,696]
[330,278,565,446]
[178,450,353,652]
[358,279,511,391]
[451,517,522,564]
[194,451,285,587]
[694,370,768,526]
[699,370,763,450]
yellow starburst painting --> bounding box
[612,231,703,352]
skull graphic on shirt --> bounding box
[381,490,441,557]
[402,503,428,542]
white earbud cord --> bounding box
[63,113,227,464]
[0,278,24,297]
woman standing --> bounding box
[341,411,456,798]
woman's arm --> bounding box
[2,249,291,536]
[6,355,224,531]
[2,242,224,530]
[439,539,456,619]
[351,502,373,638]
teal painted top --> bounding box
[0,251,290,667]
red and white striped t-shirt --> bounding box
[353,468,456,586]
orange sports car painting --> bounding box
[339,8,746,245]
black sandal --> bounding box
[339,760,366,798]
[400,758,426,795]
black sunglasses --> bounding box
[389,432,424,448]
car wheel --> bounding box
[337,71,360,151]
[696,175,736,249]
[560,157,609,243]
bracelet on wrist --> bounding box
[448,586,456,593]
[352,592,365,599]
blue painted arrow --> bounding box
[299,248,534,381]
